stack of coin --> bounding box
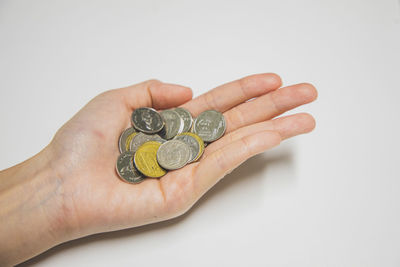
[116,107,226,184]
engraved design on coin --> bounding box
[117,106,226,182]
[131,107,164,134]
[193,110,226,142]
[174,134,200,163]
[130,132,166,153]
[134,141,166,178]
[174,107,193,133]
[118,127,136,153]
[160,109,184,140]
[116,151,144,184]
[157,140,191,170]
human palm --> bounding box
[48,74,317,239]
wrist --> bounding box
[0,145,71,265]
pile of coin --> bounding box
[116,107,226,184]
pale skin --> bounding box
[0,73,317,266]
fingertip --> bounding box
[266,73,283,88]
[298,83,318,103]
[291,112,316,134]
[299,112,316,133]
[240,73,282,96]
[181,85,193,102]
[151,83,193,109]
[163,83,193,101]
[145,79,163,85]
[252,73,282,88]
[273,113,316,139]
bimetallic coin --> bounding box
[193,110,226,142]
[160,109,184,140]
[174,133,200,163]
[116,151,145,184]
[157,140,191,170]
[180,132,205,161]
[134,141,166,178]
[124,132,138,152]
[131,107,164,134]
[174,107,193,133]
[118,127,136,153]
[130,132,166,153]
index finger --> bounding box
[180,73,282,116]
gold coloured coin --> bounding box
[134,141,166,178]
[118,127,136,153]
[179,132,205,161]
[125,132,138,152]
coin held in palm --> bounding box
[116,151,145,184]
[157,140,192,170]
[174,133,202,163]
[193,110,226,142]
[134,141,167,178]
[160,109,184,140]
[116,106,226,183]
[174,107,193,133]
[131,107,164,134]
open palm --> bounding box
[49,73,317,239]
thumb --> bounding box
[118,80,193,110]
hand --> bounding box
[0,73,317,265]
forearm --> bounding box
[0,147,67,266]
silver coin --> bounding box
[131,107,164,134]
[116,151,145,184]
[174,134,200,163]
[130,132,166,152]
[193,110,226,142]
[174,107,193,133]
[160,109,184,140]
[156,140,191,170]
[118,127,136,153]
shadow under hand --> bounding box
[19,149,294,266]
[201,149,294,204]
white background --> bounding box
[1,0,400,266]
